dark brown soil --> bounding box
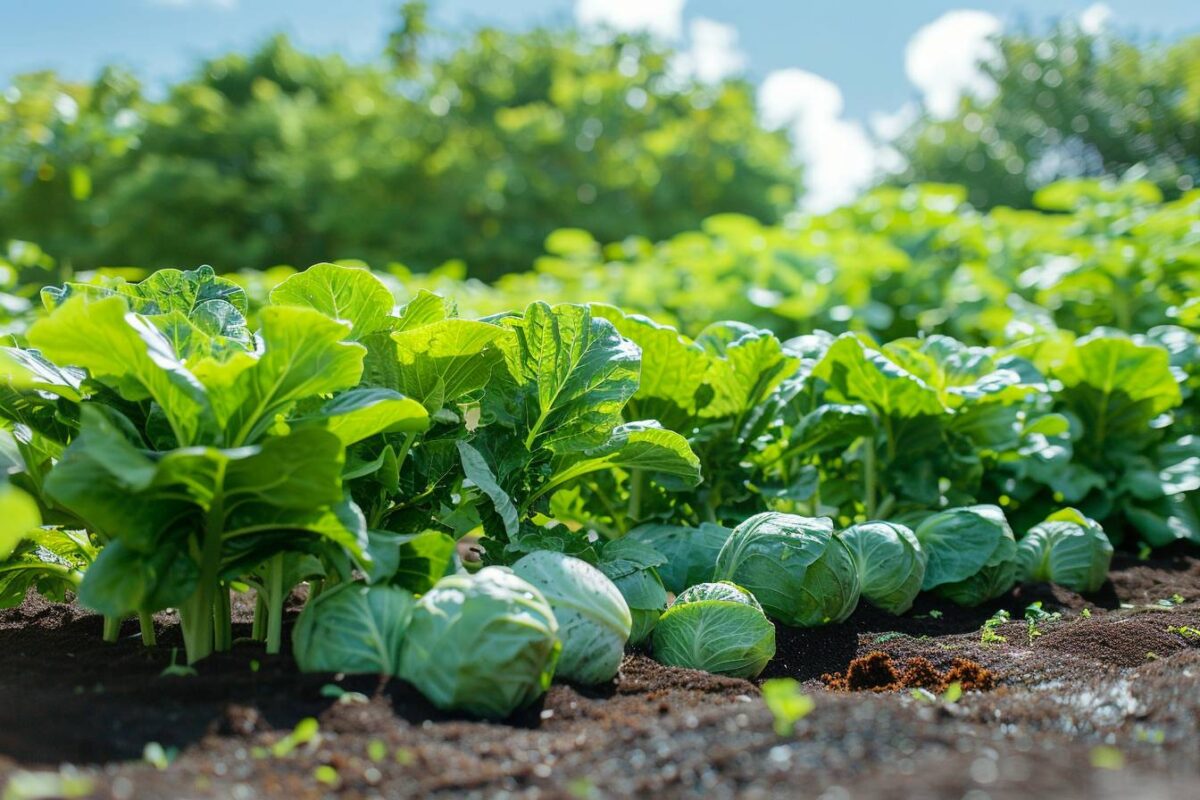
[2,553,1199,799]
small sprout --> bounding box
[1156,594,1185,608]
[567,777,598,799]
[1,770,94,800]
[395,747,415,766]
[873,632,908,644]
[1024,601,1062,644]
[980,609,1010,645]
[1089,745,1125,770]
[142,742,175,771]
[1081,608,1092,619]
[1167,625,1200,640]
[761,678,815,736]
[1171,593,1185,605]
[367,739,387,763]
[272,718,320,758]
[909,687,937,703]
[941,681,963,704]
[929,610,943,619]
[159,648,197,679]
[1145,652,1159,661]
[1135,726,1165,745]
[313,765,340,788]
[319,683,346,699]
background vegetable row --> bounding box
[0,259,1180,717]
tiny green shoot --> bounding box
[761,678,815,736]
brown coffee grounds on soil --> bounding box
[821,651,997,693]
[1034,615,1193,667]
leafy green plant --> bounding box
[398,567,561,719]
[914,505,1018,607]
[512,550,631,685]
[761,678,815,735]
[653,582,776,678]
[713,512,861,627]
[292,582,416,676]
[1017,508,1113,593]
[838,521,926,615]
[980,609,1011,645]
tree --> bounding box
[892,25,1200,209]
[0,11,799,280]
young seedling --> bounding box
[1024,601,1062,644]
[980,609,1010,645]
[761,678,815,736]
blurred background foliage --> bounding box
[891,23,1200,208]
[0,4,797,280]
[0,5,1197,285]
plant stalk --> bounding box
[139,611,157,647]
[252,591,267,641]
[266,553,285,656]
[102,614,122,643]
[864,435,877,520]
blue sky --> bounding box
[3,1,1198,207]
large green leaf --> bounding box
[293,388,429,445]
[813,334,944,419]
[0,528,93,608]
[1052,333,1181,445]
[28,296,212,444]
[532,421,700,507]
[195,305,366,446]
[590,304,711,419]
[495,302,640,453]
[697,323,799,419]
[269,263,395,340]
[375,319,513,411]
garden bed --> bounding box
[2,554,1197,799]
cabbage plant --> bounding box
[713,512,860,627]
[398,567,560,719]
[1017,508,1113,593]
[653,582,775,678]
[596,539,668,644]
[512,550,631,684]
[915,505,1017,606]
[626,522,731,594]
[293,582,415,675]
[839,521,926,614]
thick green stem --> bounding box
[213,584,232,653]
[252,591,267,641]
[180,463,227,665]
[266,554,285,656]
[627,469,643,522]
[139,611,157,647]
[864,435,877,520]
[102,615,122,643]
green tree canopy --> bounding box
[0,9,799,280]
[892,24,1200,209]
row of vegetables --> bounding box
[0,259,1189,719]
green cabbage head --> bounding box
[398,567,560,719]
[713,512,861,627]
[915,504,1017,607]
[1017,508,1113,593]
[839,521,926,615]
[293,582,415,675]
[512,550,632,685]
[653,582,776,678]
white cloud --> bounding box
[759,69,881,212]
[905,10,1001,119]
[575,0,685,40]
[676,18,746,83]
[1079,3,1114,35]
